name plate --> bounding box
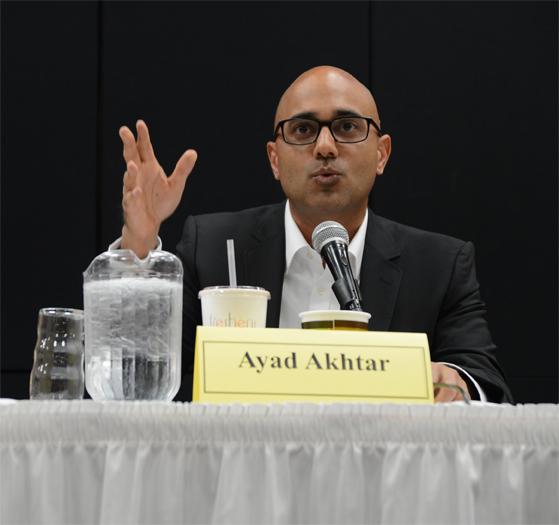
[193,326,434,403]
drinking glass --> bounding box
[29,307,84,400]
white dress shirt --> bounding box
[279,201,367,328]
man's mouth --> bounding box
[311,168,342,186]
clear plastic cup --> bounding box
[29,307,84,400]
[299,310,371,331]
[198,286,271,328]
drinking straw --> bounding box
[226,239,237,288]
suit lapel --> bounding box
[360,211,402,331]
[243,203,286,328]
[242,204,401,330]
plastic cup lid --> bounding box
[299,309,371,323]
[198,286,271,300]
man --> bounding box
[117,66,512,403]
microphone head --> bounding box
[312,221,350,253]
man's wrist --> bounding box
[108,235,163,254]
[121,225,159,259]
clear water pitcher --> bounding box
[83,250,183,401]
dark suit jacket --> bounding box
[175,201,513,403]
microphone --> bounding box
[311,221,363,311]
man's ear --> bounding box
[376,134,392,175]
[267,141,280,180]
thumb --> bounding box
[169,149,198,187]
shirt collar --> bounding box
[284,201,368,277]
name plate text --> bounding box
[192,327,433,403]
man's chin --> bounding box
[297,196,357,222]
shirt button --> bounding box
[318,287,326,295]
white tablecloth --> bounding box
[1,401,558,524]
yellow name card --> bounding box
[193,326,433,404]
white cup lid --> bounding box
[198,286,271,300]
[299,309,371,323]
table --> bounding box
[1,401,558,524]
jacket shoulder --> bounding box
[373,214,469,255]
[177,201,285,255]
[190,202,284,234]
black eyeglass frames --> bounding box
[273,116,382,145]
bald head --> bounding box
[274,66,380,127]
[266,65,392,243]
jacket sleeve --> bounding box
[174,215,202,402]
[433,241,514,403]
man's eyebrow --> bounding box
[333,109,362,118]
[290,111,319,120]
[289,109,363,120]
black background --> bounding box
[2,1,557,403]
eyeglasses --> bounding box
[274,116,382,145]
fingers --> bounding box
[169,149,198,187]
[122,185,145,219]
[123,161,139,192]
[119,126,141,165]
[119,120,155,164]
[434,384,460,403]
[136,120,156,162]
[432,363,469,403]
[126,159,151,196]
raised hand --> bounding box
[119,120,197,258]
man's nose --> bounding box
[313,125,338,159]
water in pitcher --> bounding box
[84,277,182,400]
